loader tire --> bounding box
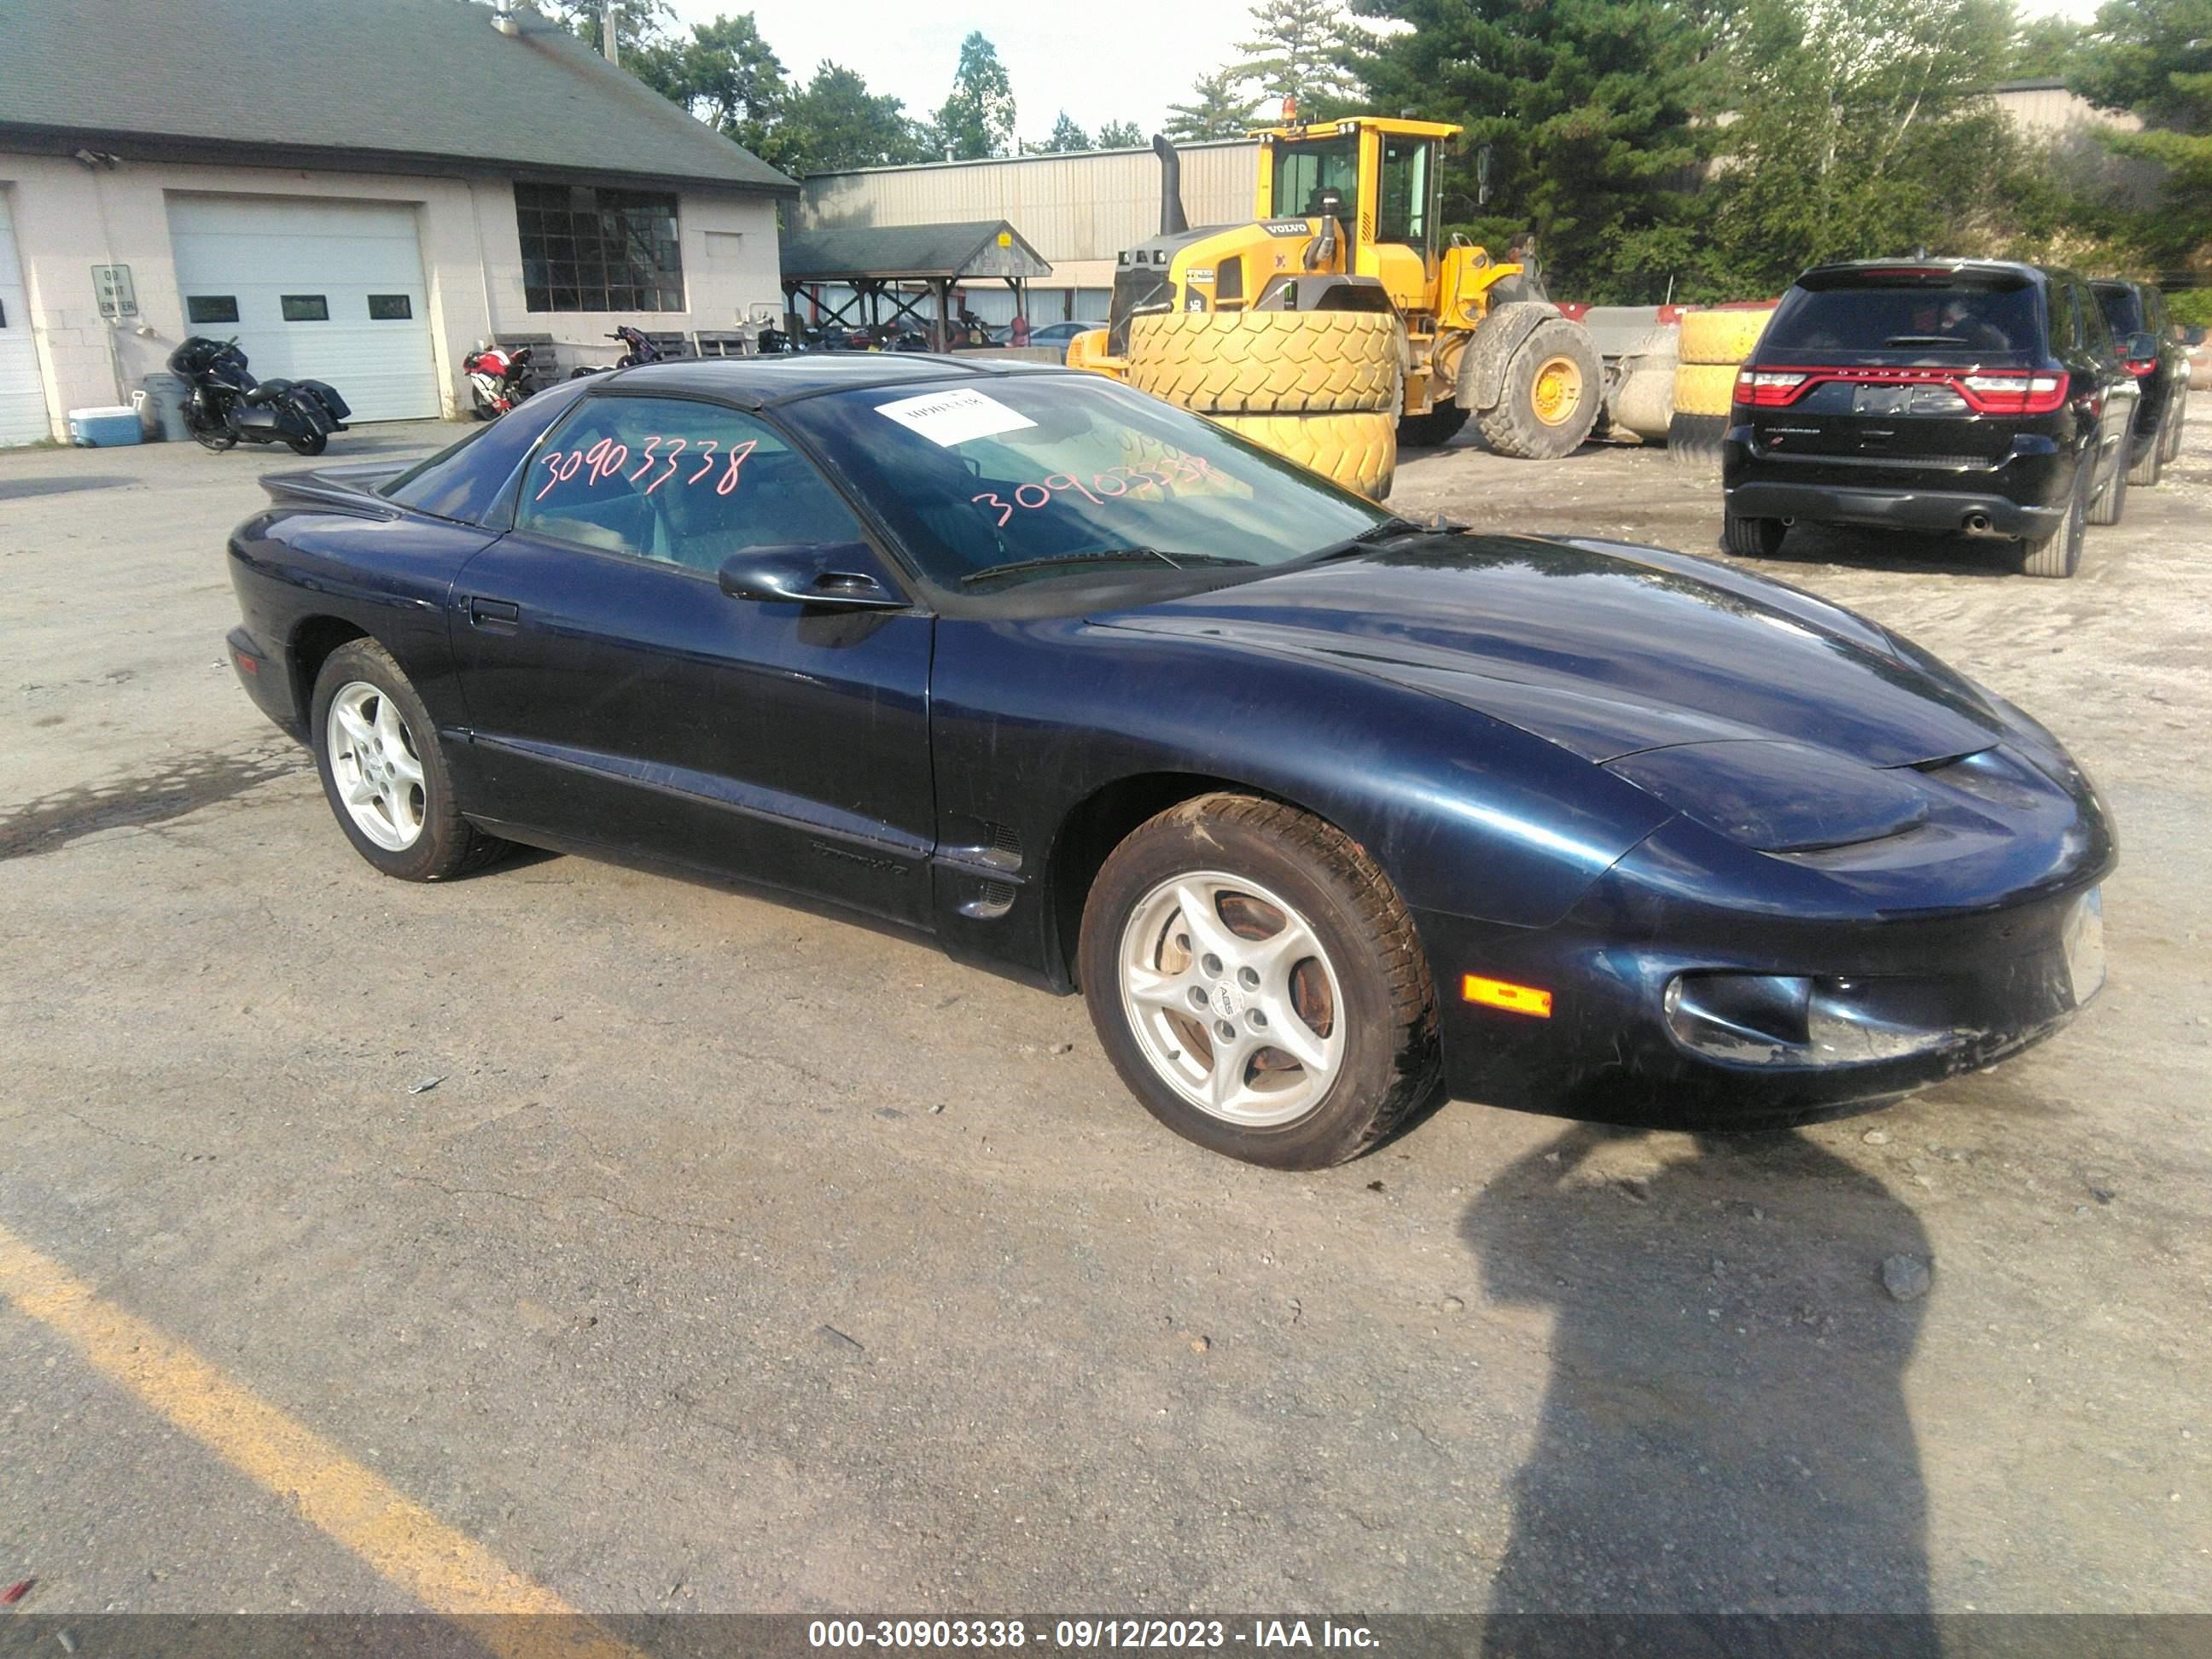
[1470,317,1602,459]
[1672,361,1740,419]
[1607,325,1679,443]
[1126,311,1400,415]
[1679,306,1776,366]
[1214,410,1397,501]
[1668,410,1726,473]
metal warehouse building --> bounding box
[0,0,792,445]
[797,141,1261,326]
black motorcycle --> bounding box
[168,336,351,456]
[567,325,664,379]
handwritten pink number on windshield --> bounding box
[687,440,719,486]
[718,439,758,495]
[648,437,687,494]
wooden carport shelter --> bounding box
[777,220,1054,351]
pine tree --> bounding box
[934,32,1017,160]
[1351,0,1714,300]
[1097,119,1147,148]
[782,61,933,175]
[1232,0,1361,117]
[1044,112,1093,152]
[1165,69,1262,142]
[2071,0,2212,274]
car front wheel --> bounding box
[1079,794,1441,1168]
[311,639,508,881]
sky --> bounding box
[661,0,2116,154]
[663,0,1256,148]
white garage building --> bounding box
[0,0,795,444]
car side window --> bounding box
[2078,287,2116,358]
[515,396,864,573]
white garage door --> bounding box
[0,194,49,447]
[167,195,439,422]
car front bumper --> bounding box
[1415,871,2110,1132]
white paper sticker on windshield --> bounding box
[875,387,1037,447]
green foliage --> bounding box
[1097,120,1149,149]
[1697,0,2032,295]
[1350,0,1715,302]
[1166,69,1264,141]
[636,13,791,169]
[1043,113,1093,153]
[934,31,1017,160]
[2072,0,2212,273]
[2167,286,2212,324]
[1232,0,1364,117]
[782,61,934,174]
[2010,14,2087,78]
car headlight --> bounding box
[1604,739,1929,853]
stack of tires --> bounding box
[1668,306,1776,471]
[1126,311,1400,500]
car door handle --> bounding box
[465,597,520,632]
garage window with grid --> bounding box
[516,183,684,313]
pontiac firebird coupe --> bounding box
[223,356,2114,1168]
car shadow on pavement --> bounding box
[1464,1123,1937,1644]
[0,474,134,501]
[1748,522,2025,580]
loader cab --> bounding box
[1254,117,1457,317]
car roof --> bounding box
[594,352,1072,410]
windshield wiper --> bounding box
[1884,334,1967,346]
[1301,516,1432,565]
[958,548,1251,587]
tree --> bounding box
[934,31,1017,159]
[2071,0,2212,272]
[1165,69,1262,141]
[1097,119,1147,148]
[1702,0,2029,294]
[1042,112,1093,152]
[636,13,792,168]
[782,61,934,175]
[2011,12,2087,78]
[1232,0,1362,117]
[533,0,676,61]
[1352,0,1714,301]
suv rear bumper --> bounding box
[1724,480,2064,539]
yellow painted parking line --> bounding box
[0,1224,639,1659]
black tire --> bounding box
[1078,793,1441,1169]
[186,410,236,452]
[2161,393,2186,463]
[1723,513,1787,558]
[310,639,509,882]
[2088,447,2128,526]
[1668,410,1726,473]
[287,430,329,457]
[1473,317,1604,459]
[2021,466,2087,579]
[1398,403,1470,447]
[2128,433,2163,487]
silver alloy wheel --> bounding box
[326,679,427,852]
[1117,870,1347,1126]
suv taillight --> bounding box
[2122,358,2157,378]
[1958,371,2069,414]
[1734,369,1808,406]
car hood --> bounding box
[1093,533,2011,770]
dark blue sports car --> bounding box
[224,356,2114,1167]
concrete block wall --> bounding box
[1,152,783,439]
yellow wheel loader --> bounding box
[1069,118,1605,470]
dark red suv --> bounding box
[1721,259,2139,579]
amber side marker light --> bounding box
[1463,975,1553,1017]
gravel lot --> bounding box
[2,412,2206,1620]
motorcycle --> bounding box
[567,325,664,379]
[168,336,351,456]
[462,341,538,419]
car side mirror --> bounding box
[718,544,905,611]
[2123,330,2159,360]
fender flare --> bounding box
[1456,300,1563,414]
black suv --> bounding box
[2093,277,2190,486]
[1722,259,2139,579]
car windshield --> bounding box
[781,374,1394,591]
[1764,279,2043,356]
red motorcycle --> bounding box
[462,341,538,419]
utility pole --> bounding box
[601,1,620,67]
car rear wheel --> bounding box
[2088,449,2128,526]
[1722,513,1787,558]
[1078,794,1440,1168]
[2161,393,2186,463]
[2128,434,2163,487]
[2021,467,2087,579]
[311,639,509,881]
